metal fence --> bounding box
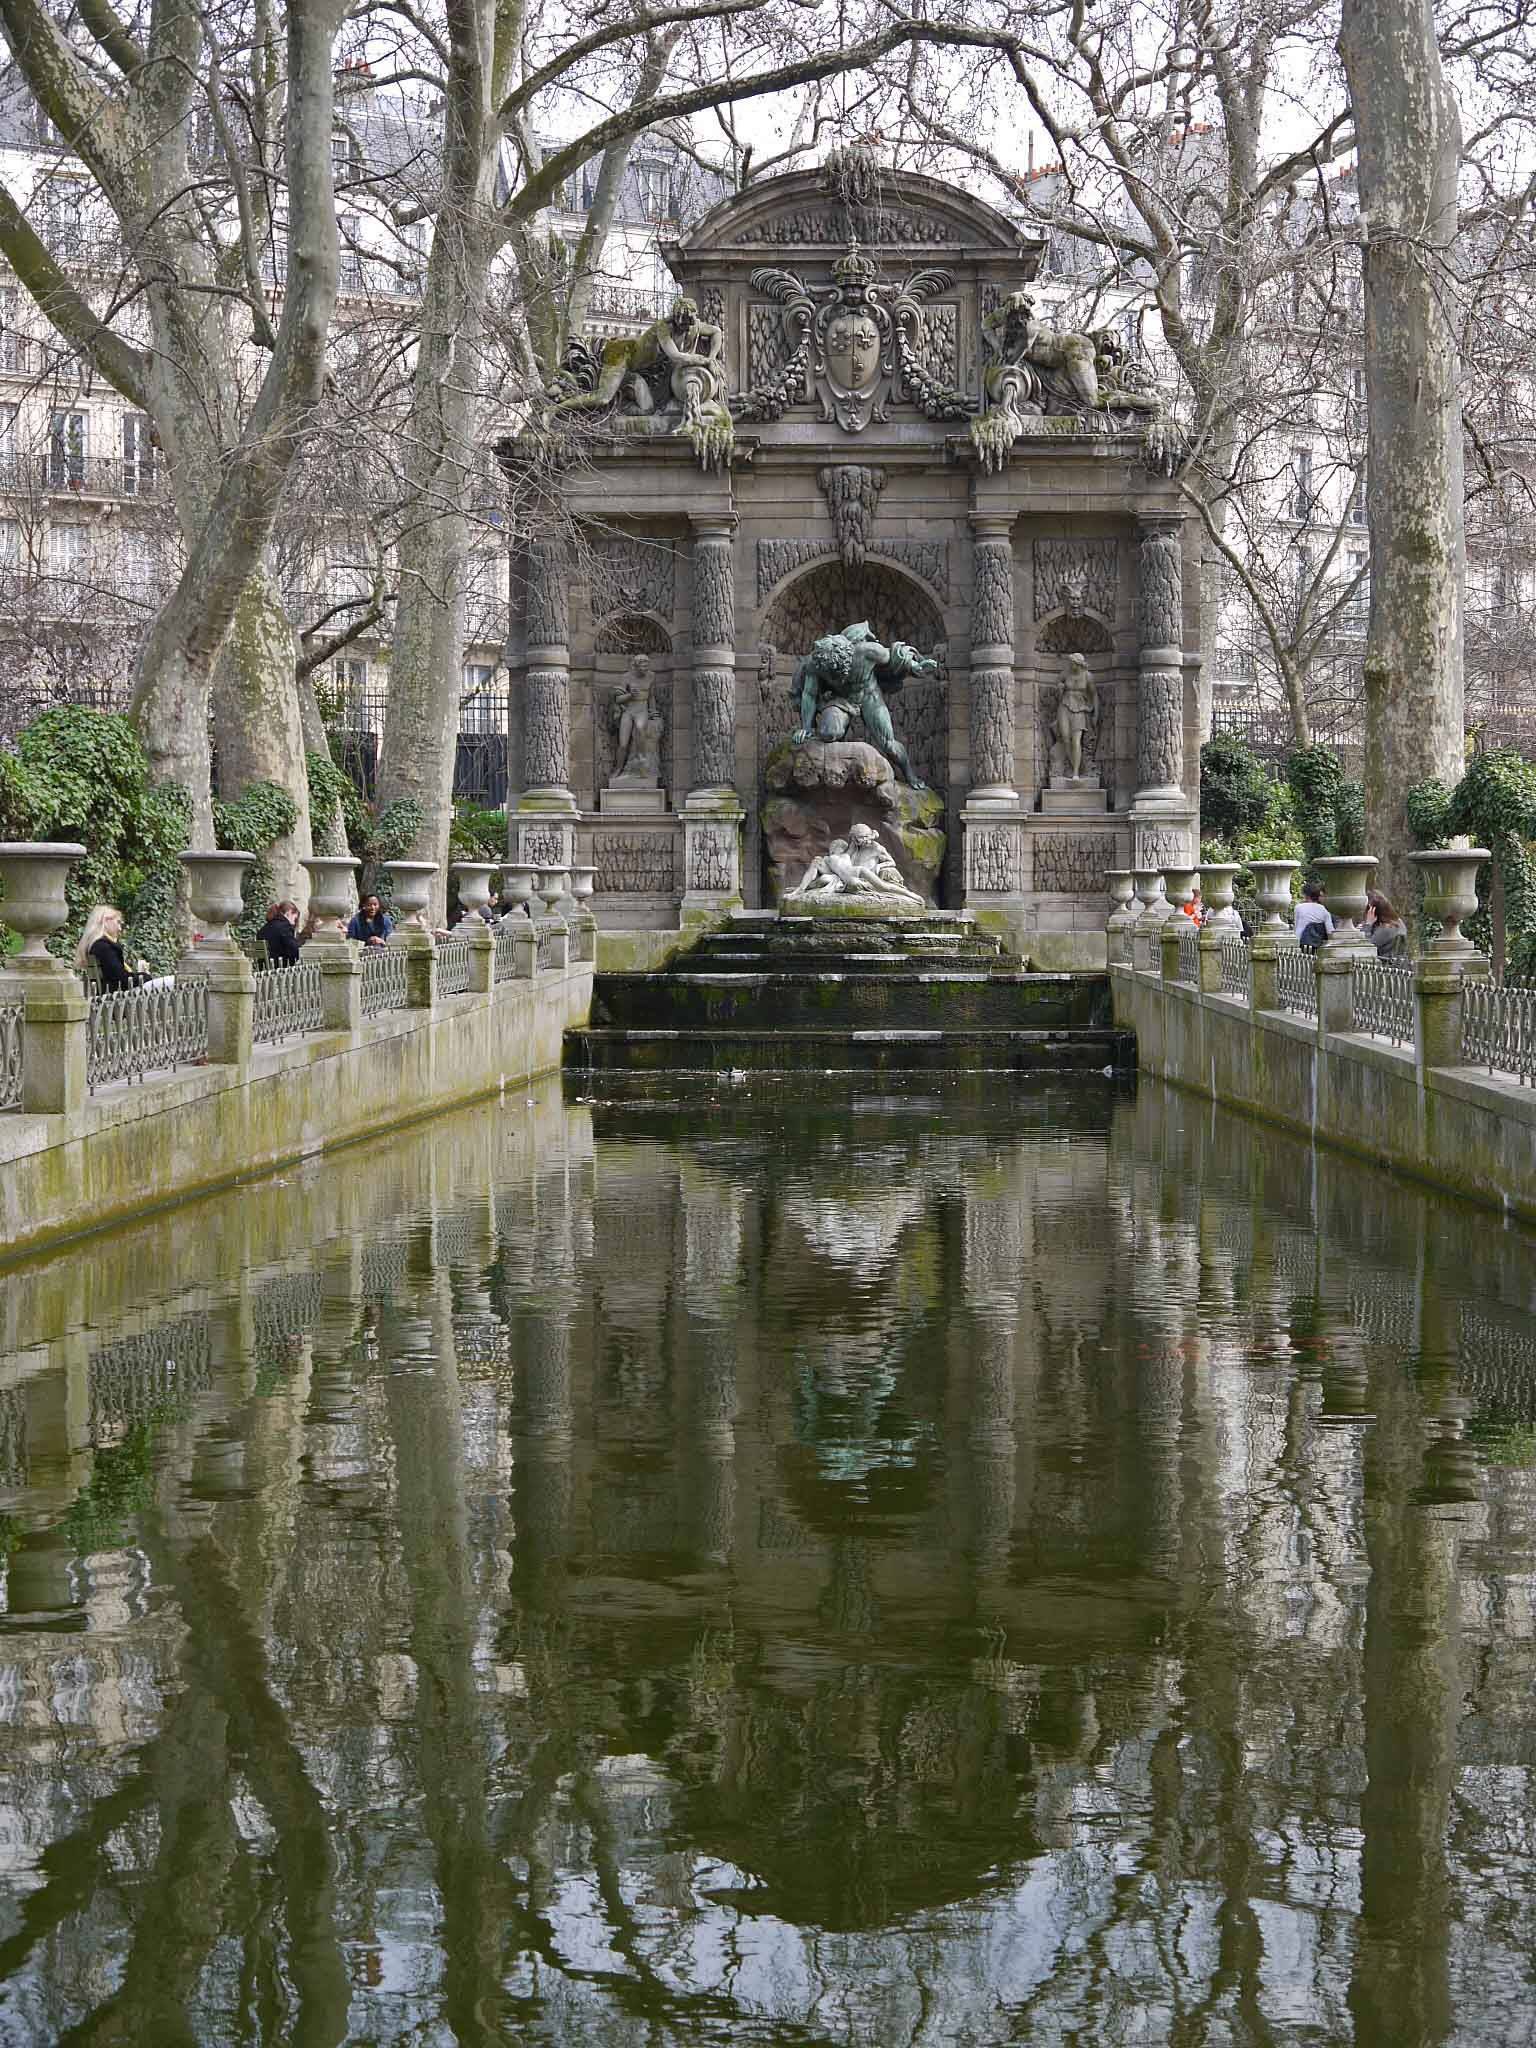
[251,959,325,1045]
[1176,926,1200,985]
[87,980,208,1090]
[437,936,473,996]
[360,945,409,1018]
[1,1002,21,1109]
[494,923,522,983]
[1273,945,1317,1019]
[1218,934,1250,999]
[1462,977,1536,1086]
[1351,956,1414,1045]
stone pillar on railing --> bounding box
[301,855,362,1031]
[179,849,256,1067]
[1105,870,1136,966]
[1159,865,1197,983]
[0,842,89,1114]
[1410,847,1493,1069]
[1249,932,1283,1013]
[515,536,579,876]
[510,920,539,979]
[450,861,497,994]
[569,864,598,964]
[1197,926,1225,994]
[684,515,744,919]
[384,860,438,1008]
[1131,868,1170,973]
[1313,853,1376,1036]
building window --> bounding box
[0,517,21,569]
[47,521,88,579]
[1348,467,1366,526]
[1292,445,1313,524]
[459,662,503,732]
[331,129,361,185]
[637,161,674,221]
[0,288,28,375]
[337,212,364,290]
[120,535,158,601]
[122,412,156,495]
[48,410,88,488]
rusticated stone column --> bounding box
[968,516,1017,802]
[1134,516,1186,806]
[515,536,577,870]
[683,514,743,916]
[688,517,738,793]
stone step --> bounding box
[566,1027,1135,1075]
[589,971,1112,1033]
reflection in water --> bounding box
[1,1076,1535,2044]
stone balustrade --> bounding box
[1107,848,1536,1220]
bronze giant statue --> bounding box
[790,621,937,791]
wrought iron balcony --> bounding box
[0,451,165,500]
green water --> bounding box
[1,1074,1535,2046]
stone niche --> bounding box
[499,163,1201,964]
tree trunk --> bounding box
[1279,655,1313,752]
[297,671,350,856]
[1340,0,1466,909]
[211,570,315,903]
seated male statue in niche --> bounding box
[1051,653,1101,782]
[791,620,936,792]
[551,297,732,467]
[785,822,926,909]
[610,653,664,785]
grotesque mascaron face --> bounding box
[827,311,881,391]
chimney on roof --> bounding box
[1028,131,1035,173]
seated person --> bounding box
[346,893,394,946]
[1295,882,1333,950]
[1363,891,1408,958]
[74,904,152,992]
[258,900,306,965]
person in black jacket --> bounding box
[73,905,150,992]
[257,901,305,965]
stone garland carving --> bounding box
[1134,825,1190,870]
[525,539,568,649]
[692,668,737,789]
[1137,667,1184,793]
[689,825,736,892]
[970,669,1015,791]
[691,534,735,652]
[1136,525,1183,650]
[1033,537,1117,622]
[739,207,952,246]
[818,464,886,569]
[756,536,949,604]
[594,833,676,893]
[1032,833,1118,895]
[967,824,1020,893]
[923,303,959,389]
[699,285,725,330]
[524,669,570,789]
[590,535,675,623]
[972,540,1014,652]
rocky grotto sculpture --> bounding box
[551,296,734,469]
[791,620,937,790]
[784,822,927,912]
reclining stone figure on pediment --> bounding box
[971,291,1174,473]
[547,296,734,470]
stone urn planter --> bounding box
[1132,869,1169,924]
[180,849,255,953]
[501,863,540,916]
[1105,870,1135,919]
[301,855,360,942]
[1198,863,1244,931]
[1245,859,1302,935]
[0,842,86,969]
[1161,865,1200,927]
[1409,847,1490,959]
[383,861,437,921]
[1311,854,1377,951]
[568,865,597,908]
[536,867,569,919]
[450,861,498,924]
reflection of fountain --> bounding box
[781,1185,925,1270]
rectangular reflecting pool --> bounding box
[1,1073,1534,2044]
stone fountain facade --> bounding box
[498,166,1201,964]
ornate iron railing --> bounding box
[437,935,473,996]
[1218,934,1250,999]
[1176,925,1200,985]
[493,923,521,982]
[0,1001,21,1109]
[1462,977,1536,1086]
[360,944,409,1017]
[1273,944,1317,1019]
[1351,956,1413,1046]
[536,925,565,972]
[252,959,324,1045]
[87,979,207,1089]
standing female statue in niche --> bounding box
[1052,652,1101,782]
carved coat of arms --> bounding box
[738,241,970,434]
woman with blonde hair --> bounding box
[74,905,150,992]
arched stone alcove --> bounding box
[756,560,948,793]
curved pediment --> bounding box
[673,166,1043,266]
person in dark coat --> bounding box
[257,901,305,965]
[73,904,150,991]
